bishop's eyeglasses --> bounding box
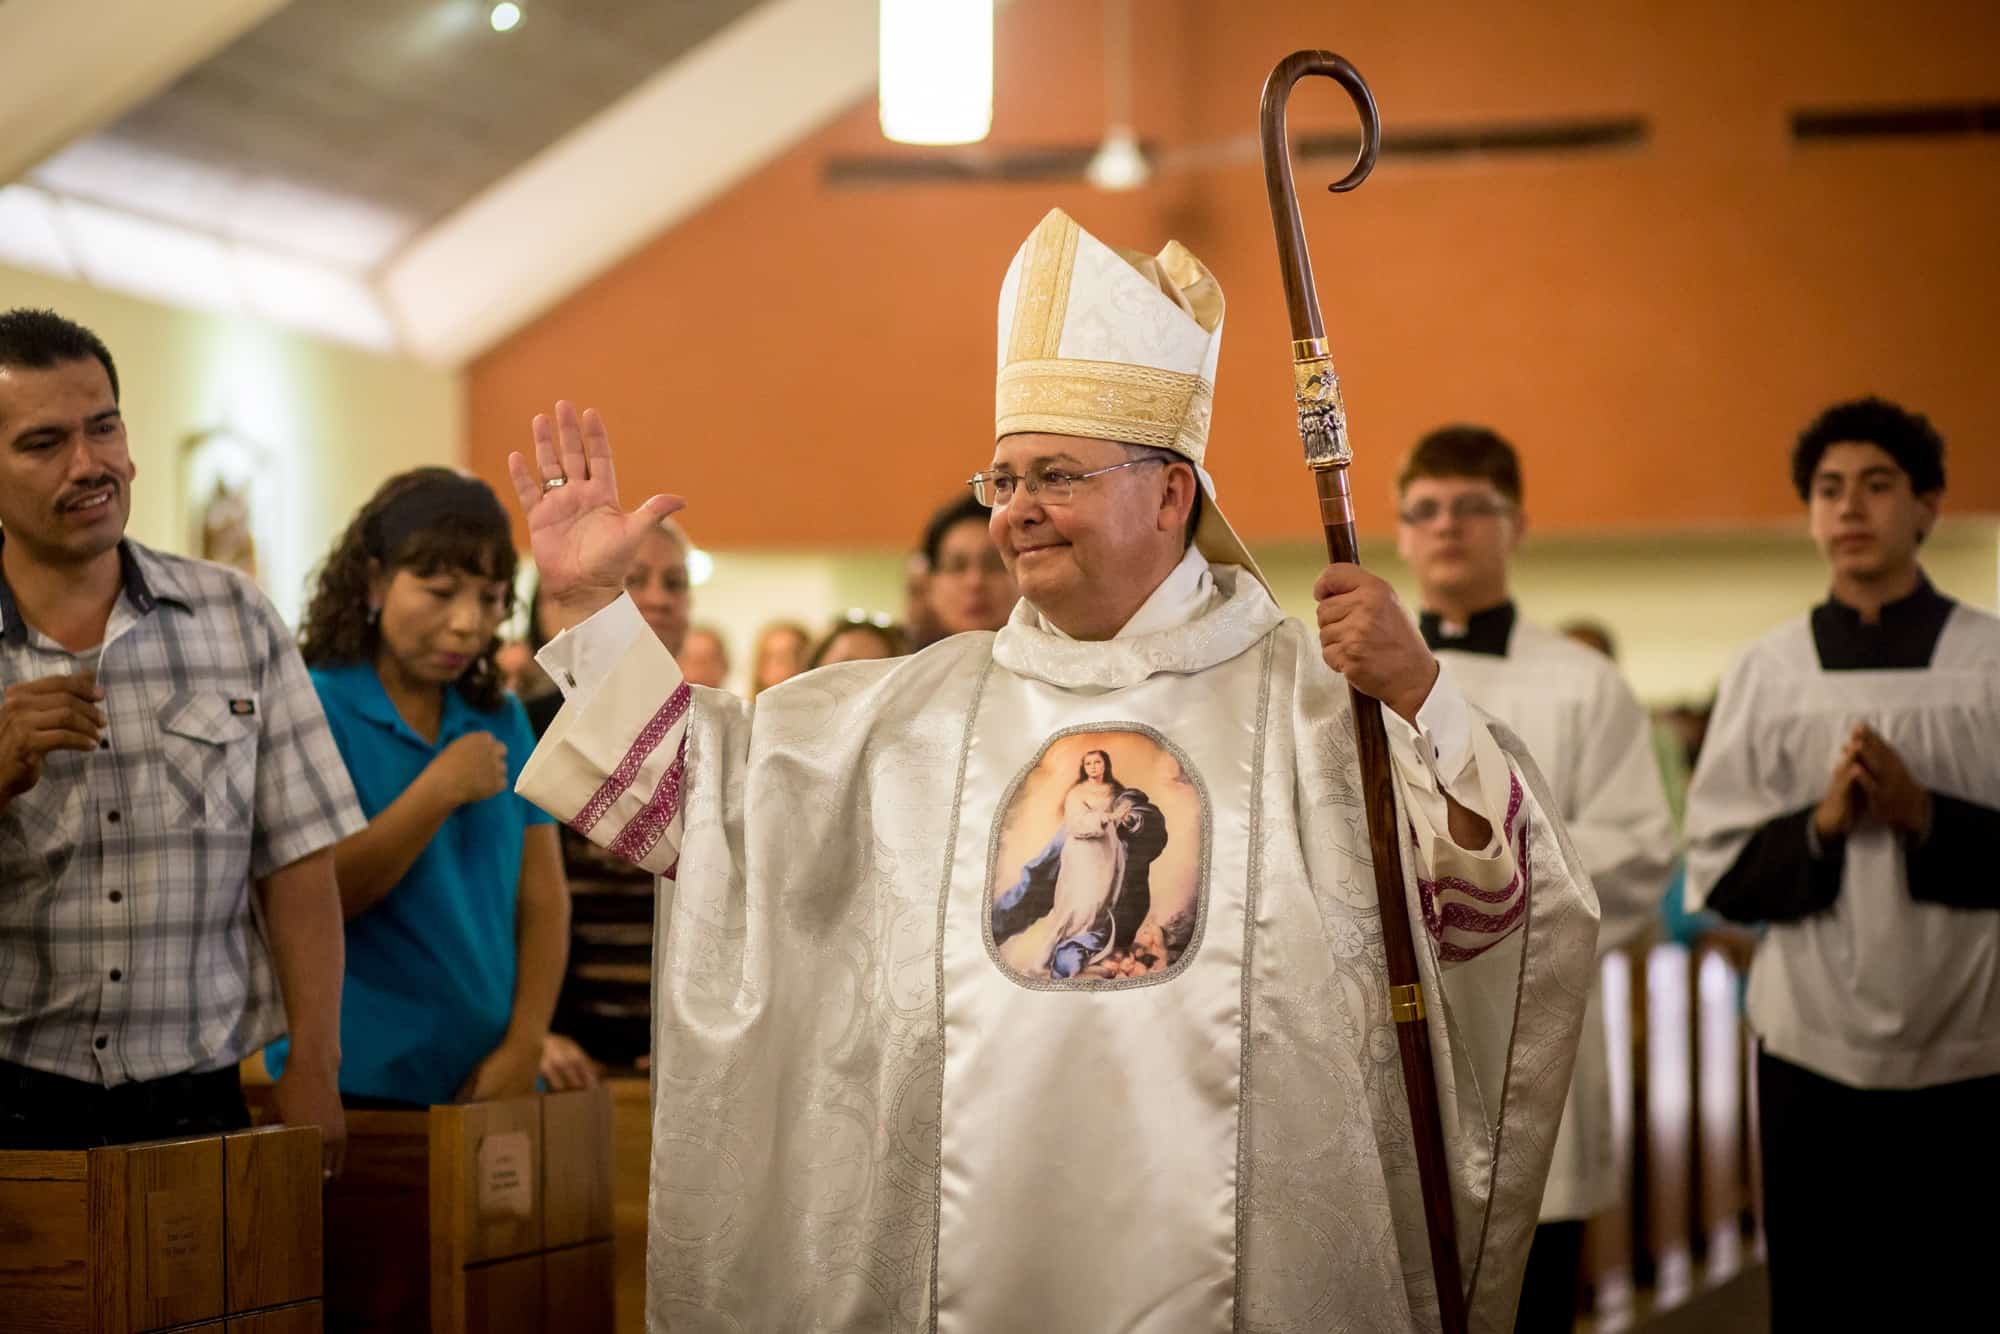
[968,457,1164,509]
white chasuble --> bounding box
[518,568,1599,1334]
[1430,614,1676,1223]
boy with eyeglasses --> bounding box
[1685,398,2000,1331]
[1395,425,1676,1333]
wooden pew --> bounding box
[0,1124,323,1333]
[606,1077,650,1334]
[319,1087,614,1334]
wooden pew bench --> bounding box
[317,1087,614,1334]
[0,1124,323,1333]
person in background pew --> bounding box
[677,624,730,690]
[749,619,810,697]
[0,309,358,1173]
[902,549,939,650]
[809,613,908,668]
[494,576,561,700]
[527,518,696,1085]
[1394,426,1676,1333]
[1685,398,2000,1331]
[917,492,1018,644]
[265,468,569,1107]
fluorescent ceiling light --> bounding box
[879,0,992,145]
[62,197,242,315]
[34,138,236,234]
[6,186,401,353]
[34,138,417,271]
[227,179,416,271]
[236,247,400,350]
[490,2,522,33]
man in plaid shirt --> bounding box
[0,309,361,1175]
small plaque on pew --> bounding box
[476,1130,534,1220]
[0,1124,322,1334]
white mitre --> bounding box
[995,206,1267,589]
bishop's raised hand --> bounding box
[504,401,685,621]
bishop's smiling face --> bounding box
[0,357,135,569]
[986,431,1189,640]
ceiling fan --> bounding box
[827,0,1645,189]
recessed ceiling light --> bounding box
[489,2,523,33]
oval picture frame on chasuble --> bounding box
[984,724,1211,990]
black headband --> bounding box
[366,473,509,561]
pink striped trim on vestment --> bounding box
[568,682,692,838]
[607,731,690,867]
[1418,774,1533,964]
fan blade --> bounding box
[822,142,1129,187]
[824,117,1647,188]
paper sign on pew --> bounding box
[146,1189,207,1297]
[477,1130,534,1220]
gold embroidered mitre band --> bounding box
[995,207,1265,587]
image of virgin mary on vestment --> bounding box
[992,782,1170,980]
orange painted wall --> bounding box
[467,0,2000,549]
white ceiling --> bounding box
[0,0,888,365]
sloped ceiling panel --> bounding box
[380,0,880,364]
[0,0,290,184]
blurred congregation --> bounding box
[2,2,1997,1333]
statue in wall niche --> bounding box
[181,426,280,601]
[199,478,259,581]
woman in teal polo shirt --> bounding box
[269,468,568,1106]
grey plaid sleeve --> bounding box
[248,595,364,878]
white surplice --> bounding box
[519,558,1599,1333]
[1432,615,1676,1222]
[1685,598,2000,1089]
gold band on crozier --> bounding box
[1388,983,1426,1024]
[1318,487,1355,525]
[1292,337,1329,360]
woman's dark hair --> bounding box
[299,468,518,711]
[1791,396,1945,500]
[1073,748,1118,788]
[921,494,992,568]
[807,616,908,668]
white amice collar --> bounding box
[1028,544,1216,643]
[997,556,1281,690]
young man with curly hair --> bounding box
[1686,397,2000,1331]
